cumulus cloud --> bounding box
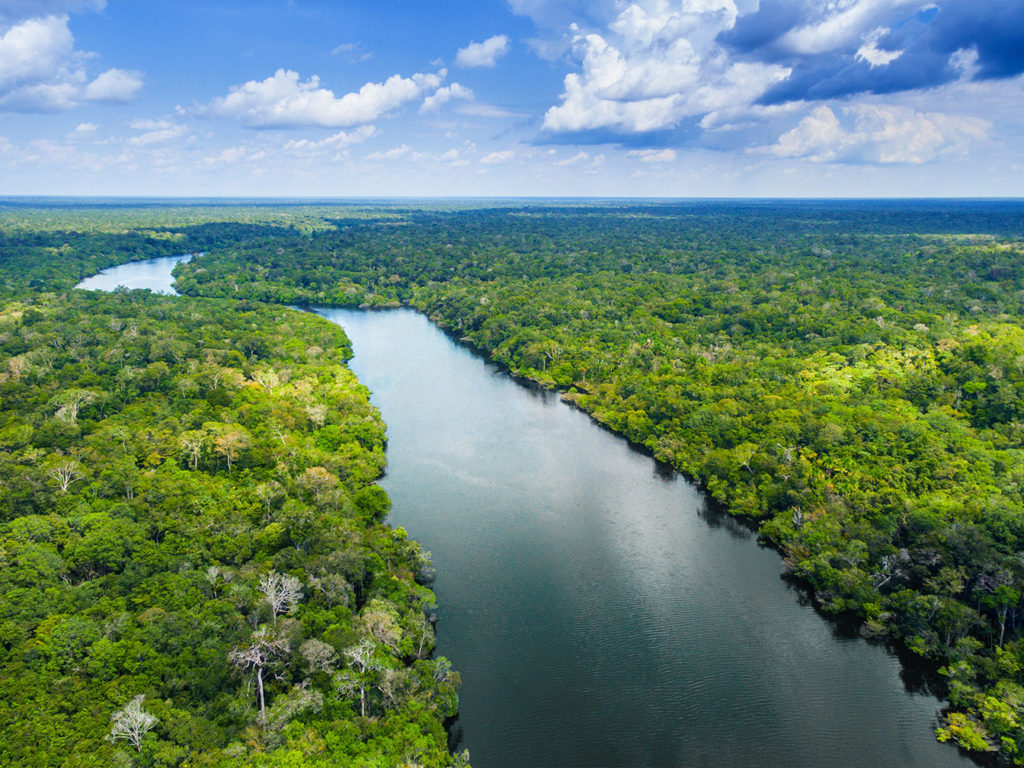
[527,0,1023,147]
[725,0,1024,104]
[761,103,990,164]
[778,0,917,56]
[67,121,96,137]
[83,68,143,101]
[420,82,474,113]
[0,13,144,110]
[541,1,790,135]
[763,104,845,161]
[205,68,444,128]
[82,67,142,101]
[0,14,73,90]
[455,35,510,68]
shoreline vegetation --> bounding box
[0,210,466,766]
[2,197,1024,763]
[168,199,1024,762]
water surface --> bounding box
[77,257,973,768]
[74,253,193,294]
[320,308,973,768]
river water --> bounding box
[74,253,194,294]
[78,255,974,768]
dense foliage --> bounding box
[0,286,463,767]
[171,200,1024,761]
[7,198,1024,763]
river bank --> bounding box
[78,253,979,767]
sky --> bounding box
[0,0,1022,197]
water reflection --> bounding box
[322,307,974,768]
[74,253,195,294]
[78,259,976,768]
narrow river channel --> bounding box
[79,255,975,768]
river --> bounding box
[78,254,974,768]
[74,253,194,294]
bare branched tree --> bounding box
[105,695,158,752]
[50,388,97,424]
[204,565,233,598]
[252,369,280,394]
[228,627,291,726]
[179,430,206,470]
[259,571,303,625]
[339,637,380,717]
[47,458,83,493]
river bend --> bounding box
[78,255,973,768]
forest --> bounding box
[3,197,1024,763]
[0,207,465,767]
[171,199,1024,761]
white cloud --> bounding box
[205,68,444,128]
[203,146,252,165]
[0,14,144,110]
[557,150,591,166]
[330,42,372,63]
[67,121,95,137]
[555,149,606,171]
[765,105,845,162]
[950,47,980,81]
[365,144,411,161]
[455,35,510,68]
[83,68,143,101]
[854,27,902,68]
[421,82,474,113]
[0,14,73,90]
[129,119,187,146]
[4,80,80,110]
[438,148,470,166]
[762,103,990,164]
[855,41,902,68]
[284,124,376,153]
[628,148,677,163]
[779,0,918,55]
[541,2,790,134]
[480,149,515,164]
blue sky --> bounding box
[0,0,1022,197]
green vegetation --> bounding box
[0,229,464,766]
[171,199,1024,761]
[6,198,1024,763]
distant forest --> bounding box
[3,198,1024,763]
